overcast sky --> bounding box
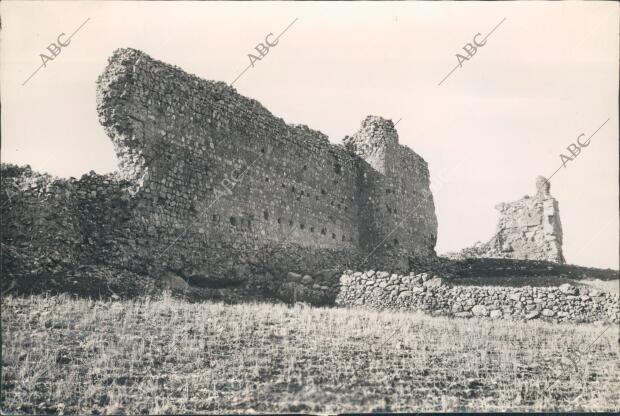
[1,1,618,269]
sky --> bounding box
[1,1,618,269]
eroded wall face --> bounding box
[347,117,438,271]
[97,48,368,279]
[3,48,439,283]
[1,165,134,277]
[447,177,564,264]
[490,195,564,263]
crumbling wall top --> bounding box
[536,176,551,198]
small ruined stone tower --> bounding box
[486,176,565,263]
[535,176,564,263]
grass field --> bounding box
[2,293,619,414]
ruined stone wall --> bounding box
[346,117,437,271]
[446,176,564,264]
[1,165,134,277]
[336,270,619,323]
[2,48,438,284]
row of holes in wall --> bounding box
[263,176,352,212]
[212,213,355,243]
[214,213,401,246]
[258,150,353,209]
[261,147,344,176]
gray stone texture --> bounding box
[447,176,564,263]
[336,270,619,323]
[1,48,437,284]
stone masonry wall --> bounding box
[345,117,437,271]
[2,48,438,284]
[336,270,619,323]
[447,176,564,263]
[1,164,134,278]
[94,47,438,280]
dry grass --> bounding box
[2,293,619,414]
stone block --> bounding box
[472,305,488,317]
[489,310,502,319]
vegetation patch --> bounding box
[2,294,619,413]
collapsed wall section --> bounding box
[1,164,134,277]
[447,176,564,264]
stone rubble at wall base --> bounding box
[2,49,617,326]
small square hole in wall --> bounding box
[265,177,269,182]
[263,210,269,220]
[300,223,305,230]
[321,228,326,235]
[212,214,220,222]
[310,227,315,232]
[332,233,336,239]
[277,218,282,224]
[230,217,237,226]
[393,238,399,246]
[321,189,326,195]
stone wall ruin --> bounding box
[1,48,438,285]
[446,176,564,264]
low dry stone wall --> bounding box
[336,270,619,323]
